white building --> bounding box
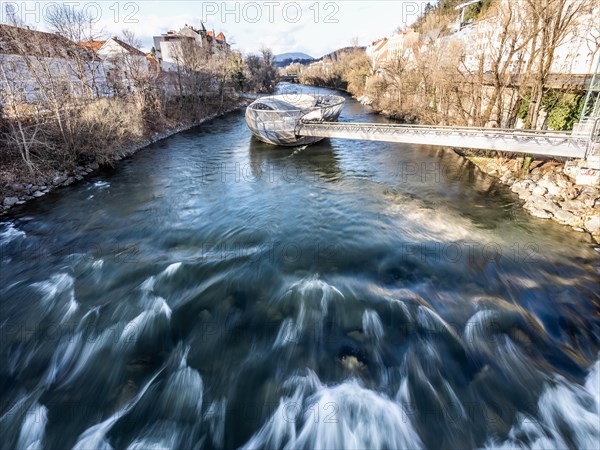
[366,38,388,69]
[387,29,419,61]
[0,24,108,108]
[449,0,599,76]
[153,24,230,71]
[96,37,153,93]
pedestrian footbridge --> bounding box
[245,94,600,159]
[295,121,596,159]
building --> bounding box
[386,29,419,61]
[366,38,388,69]
[365,29,421,71]
[438,1,599,77]
[0,24,108,107]
[153,24,230,71]
[79,37,155,95]
[99,38,152,91]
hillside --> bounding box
[274,52,314,62]
[318,46,366,62]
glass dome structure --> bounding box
[245,93,345,146]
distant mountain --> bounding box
[274,52,314,62]
[273,52,315,67]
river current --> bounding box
[1,84,599,449]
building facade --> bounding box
[153,24,230,71]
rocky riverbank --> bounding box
[1,102,247,216]
[463,154,600,244]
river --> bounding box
[1,84,599,449]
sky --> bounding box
[1,1,434,57]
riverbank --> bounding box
[0,100,249,216]
[458,151,600,244]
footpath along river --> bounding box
[0,84,599,449]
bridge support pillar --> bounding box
[574,153,600,186]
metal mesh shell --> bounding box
[245,94,345,146]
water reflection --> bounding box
[248,135,343,183]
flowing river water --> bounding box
[1,84,599,449]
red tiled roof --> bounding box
[216,32,225,41]
[146,53,158,70]
[371,37,388,48]
[374,39,388,52]
[80,40,105,52]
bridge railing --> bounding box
[303,120,585,139]
[296,120,590,158]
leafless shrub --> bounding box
[76,98,144,164]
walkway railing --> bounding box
[296,121,591,158]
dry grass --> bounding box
[77,98,145,164]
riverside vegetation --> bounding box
[289,0,600,242]
[0,7,278,213]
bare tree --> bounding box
[0,60,40,172]
[244,49,278,93]
[523,0,593,128]
[477,0,533,127]
[0,24,88,160]
[45,4,106,99]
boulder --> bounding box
[511,180,529,194]
[555,174,571,189]
[526,195,559,214]
[547,183,562,197]
[537,175,562,196]
[562,187,580,200]
[561,199,586,211]
[579,186,599,197]
[553,209,580,226]
[531,186,547,196]
[584,216,600,234]
[563,161,579,180]
[519,190,532,201]
[529,208,553,219]
[52,175,67,186]
[3,197,19,207]
[581,197,597,208]
[32,191,45,198]
[10,183,25,192]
